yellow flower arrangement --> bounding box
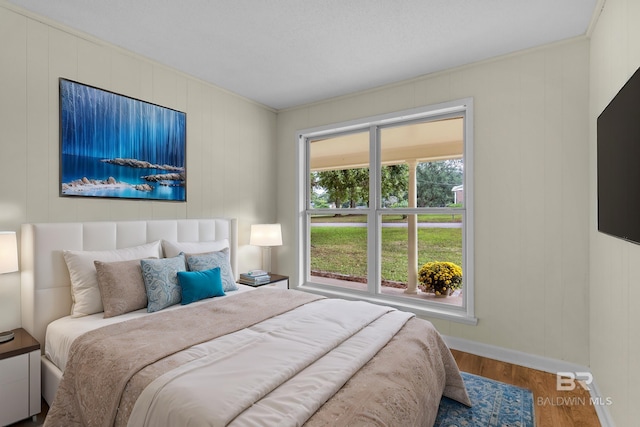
[418,261,462,296]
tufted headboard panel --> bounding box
[20,218,237,349]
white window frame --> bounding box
[296,99,476,325]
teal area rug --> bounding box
[434,372,535,427]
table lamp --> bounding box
[249,224,282,272]
[0,231,19,343]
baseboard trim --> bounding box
[587,379,617,427]
[443,335,615,427]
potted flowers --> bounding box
[418,261,462,297]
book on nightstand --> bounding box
[244,269,268,277]
[239,271,271,285]
[0,331,14,343]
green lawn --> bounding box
[310,225,462,283]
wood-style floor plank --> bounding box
[451,349,601,427]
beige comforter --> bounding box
[44,288,470,427]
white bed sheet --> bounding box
[128,299,412,427]
[45,285,256,372]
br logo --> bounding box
[556,372,593,391]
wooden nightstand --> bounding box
[241,273,289,290]
[0,328,41,426]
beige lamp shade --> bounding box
[250,224,282,272]
[250,224,283,247]
[0,231,18,274]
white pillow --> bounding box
[63,241,163,317]
[161,239,229,258]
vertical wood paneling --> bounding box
[518,50,546,356]
[237,104,257,217]
[477,56,523,351]
[559,43,589,365]
[186,80,205,216]
[25,20,50,223]
[541,46,565,361]
[413,74,451,107]
[0,8,27,228]
[222,97,241,217]
[111,52,143,99]
[207,90,228,218]
[0,8,27,330]
[48,28,78,221]
[74,41,113,220]
[627,242,640,424]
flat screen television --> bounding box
[597,66,640,244]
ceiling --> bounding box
[8,0,599,110]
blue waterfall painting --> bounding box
[59,79,186,201]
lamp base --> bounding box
[261,247,272,273]
[0,331,14,343]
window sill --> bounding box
[295,282,478,325]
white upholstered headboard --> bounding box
[20,218,238,349]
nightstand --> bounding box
[0,328,41,426]
[242,273,289,290]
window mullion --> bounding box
[303,136,312,284]
[367,125,380,295]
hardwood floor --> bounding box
[452,349,602,426]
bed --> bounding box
[20,218,470,427]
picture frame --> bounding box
[59,78,187,201]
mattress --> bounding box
[44,284,255,372]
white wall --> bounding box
[0,4,278,331]
[277,39,591,365]
[590,0,640,424]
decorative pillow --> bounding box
[184,248,238,292]
[63,241,163,317]
[162,239,229,258]
[141,254,187,313]
[177,267,225,305]
[95,259,149,318]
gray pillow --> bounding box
[184,248,238,292]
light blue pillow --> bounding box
[184,248,238,292]
[177,267,225,305]
[141,254,186,313]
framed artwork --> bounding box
[59,78,187,201]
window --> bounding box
[297,99,476,324]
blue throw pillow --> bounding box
[177,267,225,305]
[141,254,186,313]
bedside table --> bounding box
[242,273,289,290]
[0,328,41,426]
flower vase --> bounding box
[434,288,452,298]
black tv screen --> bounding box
[597,66,640,244]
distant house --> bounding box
[452,185,463,204]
